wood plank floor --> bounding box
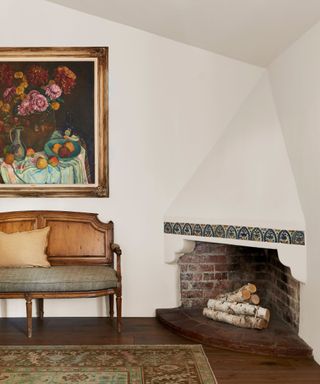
[0,317,319,383]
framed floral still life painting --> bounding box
[0,47,108,197]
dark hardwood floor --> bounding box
[0,317,320,383]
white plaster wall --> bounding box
[165,74,306,309]
[269,20,320,363]
[166,75,305,230]
[0,0,263,317]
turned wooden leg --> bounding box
[25,295,32,338]
[116,295,122,333]
[109,295,114,319]
[38,298,44,320]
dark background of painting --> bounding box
[1,61,95,182]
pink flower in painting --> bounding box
[3,87,16,102]
[17,106,28,116]
[17,90,50,115]
[30,93,48,112]
[17,99,32,116]
[45,83,62,100]
[28,90,40,100]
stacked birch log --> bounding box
[203,283,270,330]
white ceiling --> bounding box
[48,0,320,67]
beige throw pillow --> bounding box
[0,227,51,267]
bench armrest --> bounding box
[111,243,122,281]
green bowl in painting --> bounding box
[44,138,81,161]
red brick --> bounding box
[179,265,188,272]
[180,273,193,281]
[190,282,214,290]
[199,255,227,264]
[192,273,203,281]
[181,290,202,299]
[194,243,227,255]
[215,280,233,292]
[199,264,215,272]
[178,255,198,263]
[180,282,189,290]
[214,272,228,280]
[214,264,226,272]
[203,290,215,299]
[181,299,193,308]
[188,264,199,272]
[203,273,215,281]
[182,298,207,308]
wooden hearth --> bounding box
[156,307,312,358]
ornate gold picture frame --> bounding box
[0,47,108,197]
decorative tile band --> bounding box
[164,222,305,245]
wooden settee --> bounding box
[0,211,122,337]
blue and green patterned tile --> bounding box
[203,224,214,237]
[264,229,277,243]
[182,223,192,236]
[251,227,264,242]
[172,222,182,235]
[291,231,305,245]
[278,230,292,244]
[163,221,305,246]
[237,226,250,240]
[226,225,237,239]
[192,224,203,236]
[164,222,173,234]
[215,225,225,238]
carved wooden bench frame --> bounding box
[0,211,122,337]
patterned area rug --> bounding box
[0,345,217,383]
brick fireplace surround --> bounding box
[179,241,300,331]
[156,240,312,357]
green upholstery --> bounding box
[0,266,118,292]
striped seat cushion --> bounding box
[0,266,118,292]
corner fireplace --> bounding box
[178,241,300,331]
[157,237,312,357]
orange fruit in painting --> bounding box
[52,143,62,154]
[48,156,59,167]
[64,141,75,153]
[36,157,48,169]
[4,153,14,165]
[26,148,35,157]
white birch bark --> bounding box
[207,299,270,321]
[203,307,269,330]
[216,287,251,302]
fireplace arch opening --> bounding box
[178,241,299,331]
